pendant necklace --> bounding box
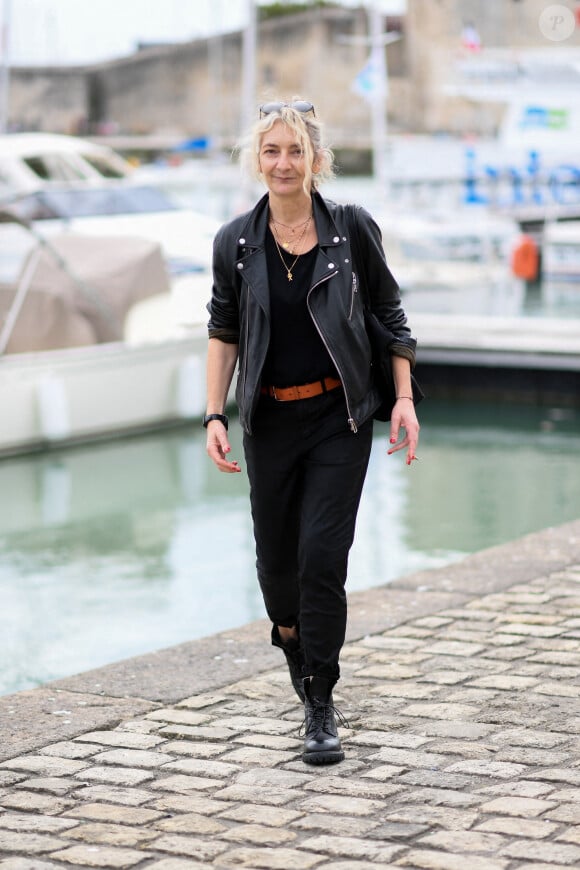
[270,214,312,281]
[271,214,312,252]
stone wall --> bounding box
[6,1,580,142]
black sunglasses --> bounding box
[259,101,316,118]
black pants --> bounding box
[243,388,373,681]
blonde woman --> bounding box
[205,100,419,765]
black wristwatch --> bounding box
[202,413,229,430]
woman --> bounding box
[205,100,419,765]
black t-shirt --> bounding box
[261,228,338,387]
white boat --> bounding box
[0,215,210,457]
[542,220,580,283]
[377,209,528,316]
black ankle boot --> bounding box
[302,676,345,765]
[271,626,306,702]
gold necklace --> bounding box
[270,216,312,281]
[271,214,312,252]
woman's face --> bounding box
[258,120,312,198]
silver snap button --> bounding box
[239,237,246,244]
[328,262,335,269]
[333,236,340,243]
[237,263,244,270]
[344,258,350,263]
[342,236,347,241]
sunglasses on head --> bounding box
[259,101,316,118]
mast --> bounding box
[0,0,12,134]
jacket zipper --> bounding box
[307,270,359,433]
[348,271,358,320]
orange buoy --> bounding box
[511,234,539,281]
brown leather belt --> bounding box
[260,376,342,402]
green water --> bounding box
[1,398,579,697]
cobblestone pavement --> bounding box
[2,562,580,869]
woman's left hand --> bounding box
[387,398,420,466]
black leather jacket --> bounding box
[207,191,416,435]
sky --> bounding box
[2,0,406,67]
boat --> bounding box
[0,213,211,457]
[376,208,528,316]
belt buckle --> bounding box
[271,385,281,401]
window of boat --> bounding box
[23,154,87,182]
[34,186,178,218]
[81,152,128,179]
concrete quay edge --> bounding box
[1,518,580,764]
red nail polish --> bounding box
[390,438,396,444]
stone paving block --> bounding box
[159,740,226,758]
[360,635,424,651]
[234,767,313,788]
[396,770,472,790]
[396,787,484,808]
[557,826,580,844]
[92,748,174,768]
[367,821,430,841]
[150,774,220,793]
[49,844,150,867]
[496,623,564,637]
[157,724,238,741]
[545,803,580,823]
[161,757,241,778]
[177,693,227,709]
[0,861,61,870]
[302,776,400,799]
[74,766,154,786]
[232,733,301,751]
[385,806,479,830]
[63,802,164,824]
[423,739,494,759]
[66,821,158,847]
[531,768,580,785]
[151,794,227,815]
[0,792,75,815]
[145,709,211,726]
[400,702,479,720]
[445,759,528,778]
[298,795,385,817]
[469,675,540,690]
[474,816,559,839]
[299,835,403,862]
[368,682,440,699]
[366,747,448,768]
[219,823,298,846]
[145,861,208,870]
[71,785,154,806]
[218,804,304,827]
[0,756,88,777]
[0,772,27,788]
[13,776,79,795]
[0,813,79,833]
[411,721,496,740]
[40,742,99,760]
[359,764,406,781]
[418,671,472,685]
[74,731,165,749]
[147,834,229,860]
[422,641,486,657]
[417,829,507,852]
[534,682,580,698]
[495,746,570,766]
[217,746,298,766]
[0,830,68,854]
[209,716,298,736]
[489,728,568,748]
[290,813,379,837]
[478,781,556,798]
[352,665,422,680]
[500,839,580,864]
[396,850,508,869]
[153,811,227,835]
[217,846,325,868]
[212,784,300,805]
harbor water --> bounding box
[1,397,579,697]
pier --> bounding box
[1,519,580,867]
[413,314,580,406]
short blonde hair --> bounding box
[239,101,335,193]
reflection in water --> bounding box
[1,399,579,696]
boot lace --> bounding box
[299,701,350,737]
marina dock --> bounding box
[413,314,580,406]
[1,519,580,867]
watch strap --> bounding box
[203,413,229,430]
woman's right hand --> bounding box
[206,421,241,473]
